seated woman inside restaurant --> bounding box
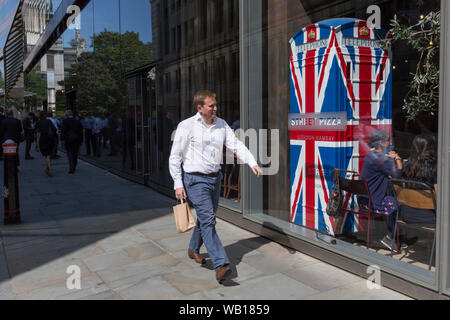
[358,130,404,252]
[399,134,437,229]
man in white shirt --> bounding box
[93,114,104,157]
[169,90,261,283]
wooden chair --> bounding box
[390,179,437,270]
[332,169,384,249]
[225,162,241,201]
[221,152,235,198]
[222,155,241,201]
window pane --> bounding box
[244,0,441,283]
[149,0,241,207]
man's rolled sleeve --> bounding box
[169,123,189,190]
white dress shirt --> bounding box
[48,117,60,134]
[93,117,104,134]
[169,113,258,190]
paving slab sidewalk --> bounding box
[0,146,411,300]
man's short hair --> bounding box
[193,90,216,110]
[368,129,389,149]
[6,109,14,117]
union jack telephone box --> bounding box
[289,18,392,235]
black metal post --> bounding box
[3,140,20,225]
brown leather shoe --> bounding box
[216,265,231,283]
[188,249,205,264]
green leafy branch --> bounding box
[382,11,440,121]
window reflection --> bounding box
[24,0,240,206]
[149,0,241,206]
[257,0,441,273]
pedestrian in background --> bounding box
[0,109,23,167]
[93,114,104,157]
[101,113,108,150]
[48,113,61,160]
[22,112,36,160]
[104,113,112,152]
[108,114,120,156]
[0,108,5,124]
[169,90,262,283]
[36,111,57,177]
[33,112,40,153]
[61,110,83,174]
[81,112,94,156]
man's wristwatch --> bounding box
[395,157,402,161]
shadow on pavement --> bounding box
[197,234,297,287]
[0,145,179,284]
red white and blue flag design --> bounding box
[289,18,392,235]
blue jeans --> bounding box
[184,172,229,270]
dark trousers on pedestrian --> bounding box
[51,136,59,158]
[66,143,80,173]
[25,133,34,158]
[184,172,229,270]
[85,129,93,155]
[93,134,101,157]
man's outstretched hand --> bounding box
[252,166,262,178]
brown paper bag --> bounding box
[173,199,196,233]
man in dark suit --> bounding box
[0,109,24,166]
[61,110,83,174]
[22,112,36,160]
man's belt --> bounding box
[189,171,220,178]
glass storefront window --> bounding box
[243,0,441,287]
[35,0,152,178]
[14,0,450,296]
[145,0,242,206]
[13,0,450,296]
[22,0,242,203]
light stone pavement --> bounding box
[0,145,411,300]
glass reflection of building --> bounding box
[149,0,241,205]
[11,0,450,298]
[22,0,241,201]
[23,0,68,112]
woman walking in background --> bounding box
[36,111,57,177]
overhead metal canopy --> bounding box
[23,0,91,74]
[3,0,25,97]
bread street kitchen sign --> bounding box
[289,112,348,131]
